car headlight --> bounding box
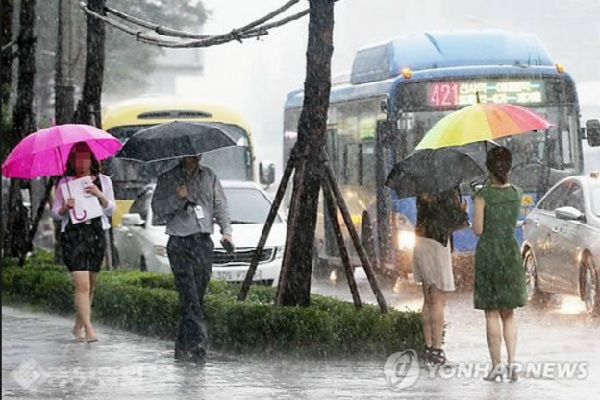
[273,246,285,260]
[397,230,416,250]
[154,245,168,257]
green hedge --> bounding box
[2,254,423,358]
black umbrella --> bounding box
[385,141,498,199]
[115,121,240,162]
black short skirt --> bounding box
[60,217,106,273]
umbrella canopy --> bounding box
[415,103,554,151]
[386,142,497,199]
[115,121,239,162]
[1,124,122,179]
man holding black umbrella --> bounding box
[152,154,234,364]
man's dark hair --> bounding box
[486,146,512,184]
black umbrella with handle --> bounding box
[115,121,240,162]
[385,141,498,199]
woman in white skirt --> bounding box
[413,189,468,366]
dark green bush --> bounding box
[2,255,423,358]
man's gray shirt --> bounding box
[151,164,232,237]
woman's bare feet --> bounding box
[72,325,85,341]
[85,326,98,343]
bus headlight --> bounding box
[397,230,416,250]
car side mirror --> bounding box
[121,213,145,226]
[259,160,276,187]
[554,206,584,221]
[586,119,600,147]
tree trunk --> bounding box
[1,0,14,259]
[5,0,37,260]
[1,0,14,104]
[74,0,105,127]
[276,0,334,306]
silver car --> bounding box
[522,172,600,315]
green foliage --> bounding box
[27,0,209,107]
[2,255,424,358]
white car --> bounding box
[113,180,286,286]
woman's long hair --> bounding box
[65,142,101,176]
[486,146,512,184]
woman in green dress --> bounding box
[472,146,527,382]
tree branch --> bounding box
[79,0,314,49]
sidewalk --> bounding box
[3,288,600,399]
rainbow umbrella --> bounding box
[415,103,555,151]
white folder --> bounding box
[59,176,104,224]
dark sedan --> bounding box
[521,172,600,315]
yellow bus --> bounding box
[101,96,275,226]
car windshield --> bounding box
[591,186,600,217]
[151,186,281,226]
[224,187,282,224]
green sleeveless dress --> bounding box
[473,184,528,310]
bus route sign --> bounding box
[427,80,545,107]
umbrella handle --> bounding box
[72,209,88,222]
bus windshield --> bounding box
[394,78,581,192]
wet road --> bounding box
[3,275,600,399]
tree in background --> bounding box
[28,0,208,121]
[5,0,37,261]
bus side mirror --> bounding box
[259,161,276,187]
[586,119,600,147]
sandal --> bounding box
[484,364,506,382]
[428,347,447,366]
[507,363,519,382]
[420,345,433,362]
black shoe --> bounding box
[190,344,207,365]
[174,348,192,362]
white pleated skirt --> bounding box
[412,236,455,292]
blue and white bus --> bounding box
[283,30,600,281]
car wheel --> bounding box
[581,255,600,317]
[523,249,551,308]
[140,256,147,272]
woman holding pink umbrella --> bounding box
[51,142,115,342]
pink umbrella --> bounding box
[1,124,122,179]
